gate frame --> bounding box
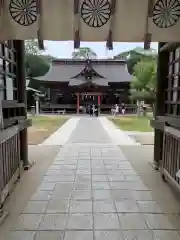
[0,40,31,217]
[151,42,180,193]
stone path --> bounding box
[68,117,111,144]
[9,117,180,239]
[99,117,139,145]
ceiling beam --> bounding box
[74,0,80,49]
[36,0,44,50]
[0,0,5,39]
[106,0,116,50]
[144,0,153,50]
[159,43,180,52]
[0,0,4,10]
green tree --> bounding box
[25,39,43,55]
[26,54,50,78]
[72,47,97,59]
[130,59,157,115]
[25,39,53,78]
[25,40,53,97]
[114,47,157,74]
[114,47,157,59]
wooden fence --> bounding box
[0,130,21,205]
[39,103,138,114]
[161,126,180,189]
[0,41,31,215]
[0,119,31,210]
[152,115,180,192]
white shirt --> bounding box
[115,105,119,113]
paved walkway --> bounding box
[9,117,180,239]
[99,117,139,145]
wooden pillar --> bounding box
[98,95,101,105]
[15,40,29,168]
[76,93,80,114]
[98,95,101,113]
[153,42,169,169]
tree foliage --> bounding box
[115,47,158,105]
[114,47,157,75]
[72,47,97,59]
[25,54,50,78]
[24,40,55,78]
[130,59,157,102]
[114,47,157,59]
[25,39,43,55]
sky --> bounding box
[44,41,158,59]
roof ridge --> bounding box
[52,59,127,64]
[34,60,132,84]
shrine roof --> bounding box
[35,59,132,86]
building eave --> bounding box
[33,59,132,84]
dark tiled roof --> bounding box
[35,64,85,82]
[35,59,132,86]
[93,65,131,83]
[69,77,109,86]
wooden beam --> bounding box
[153,42,169,169]
[106,31,113,50]
[144,33,152,50]
[36,0,44,50]
[144,0,153,49]
[74,0,79,13]
[74,0,80,49]
[160,42,180,52]
[2,100,25,108]
[0,0,4,15]
[0,120,31,143]
[0,0,5,39]
[106,0,116,50]
[0,0,4,10]
[15,40,29,169]
[74,30,80,49]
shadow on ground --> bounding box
[1,144,180,238]
[132,135,154,145]
[120,145,180,228]
[125,132,154,145]
[0,145,60,239]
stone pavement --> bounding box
[124,132,154,145]
[99,117,139,145]
[8,117,180,239]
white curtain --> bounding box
[1,0,180,42]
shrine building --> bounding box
[34,58,133,114]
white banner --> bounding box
[0,0,180,42]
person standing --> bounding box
[115,104,119,116]
[121,103,125,114]
[89,105,93,116]
[92,104,95,116]
[95,105,99,117]
[111,105,114,115]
